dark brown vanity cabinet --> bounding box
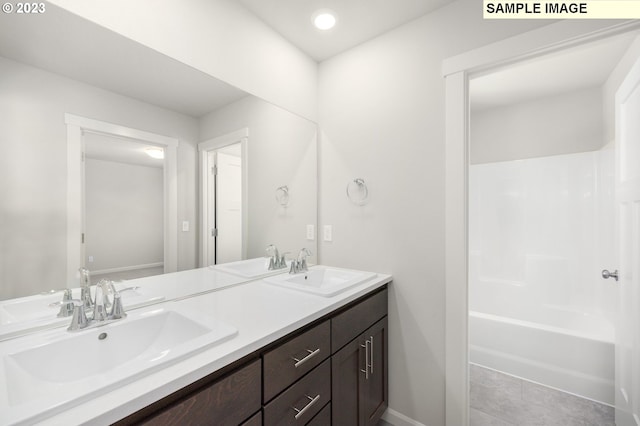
[121,286,388,426]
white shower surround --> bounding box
[469,150,616,404]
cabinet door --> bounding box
[360,318,388,426]
[331,336,363,426]
[332,318,388,426]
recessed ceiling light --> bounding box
[312,10,337,30]
[144,147,164,160]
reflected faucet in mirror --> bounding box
[266,244,288,271]
[289,248,312,274]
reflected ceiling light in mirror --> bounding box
[144,147,165,160]
[312,9,337,30]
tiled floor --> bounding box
[470,364,615,426]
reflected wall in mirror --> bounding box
[0,4,317,305]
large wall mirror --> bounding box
[0,5,317,312]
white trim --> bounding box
[90,262,164,275]
[442,20,640,77]
[65,114,179,286]
[382,408,429,426]
[198,128,249,267]
[443,20,640,426]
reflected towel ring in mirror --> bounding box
[276,185,290,206]
[346,178,368,205]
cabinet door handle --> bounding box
[370,335,374,374]
[360,340,370,380]
[292,348,320,368]
[292,394,320,420]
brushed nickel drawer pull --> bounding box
[370,335,374,374]
[292,394,320,419]
[360,340,370,379]
[292,348,320,368]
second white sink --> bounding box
[263,266,376,297]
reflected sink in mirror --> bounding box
[211,257,291,279]
[1,307,237,423]
[263,266,377,297]
[0,285,165,341]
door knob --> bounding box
[602,269,618,281]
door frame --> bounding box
[198,128,248,267]
[65,113,179,286]
[442,20,640,426]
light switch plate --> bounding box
[182,221,189,232]
[323,225,332,242]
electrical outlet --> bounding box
[182,221,189,232]
[323,225,332,242]
[88,255,94,263]
[306,224,315,240]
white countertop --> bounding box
[0,266,391,425]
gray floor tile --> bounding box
[470,364,522,400]
[470,408,514,426]
[377,420,394,426]
[471,364,614,426]
[522,380,615,426]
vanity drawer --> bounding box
[263,358,331,426]
[263,320,330,401]
[140,359,261,426]
[331,288,387,352]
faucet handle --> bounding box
[108,286,138,320]
[50,299,89,331]
[53,289,74,318]
[279,252,290,269]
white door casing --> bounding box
[65,114,178,286]
[614,55,640,426]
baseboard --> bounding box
[382,408,428,426]
[91,262,164,275]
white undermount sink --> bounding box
[212,257,290,278]
[263,265,376,297]
[1,307,237,421]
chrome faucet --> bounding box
[289,248,312,274]
[266,244,288,270]
[50,279,138,331]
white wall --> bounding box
[470,87,604,164]
[0,56,199,299]
[48,0,318,122]
[85,158,163,272]
[200,96,318,263]
[318,0,553,424]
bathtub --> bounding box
[469,309,614,404]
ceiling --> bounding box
[470,32,637,111]
[84,133,164,168]
[238,0,456,61]
[0,4,247,118]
